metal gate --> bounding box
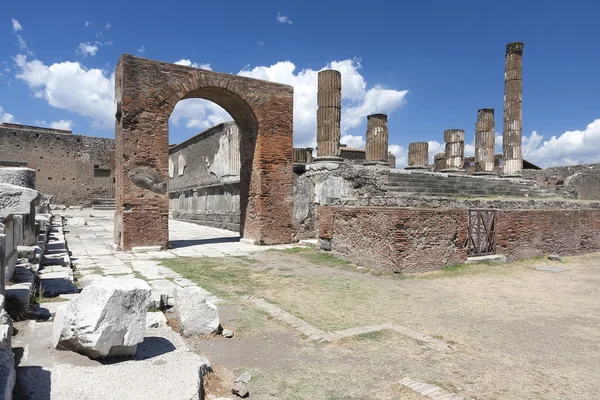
[466,209,497,256]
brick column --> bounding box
[406,142,429,170]
[315,70,343,162]
[474,108,495,175]
[503,42,524,177]
[364,114,389,166]
[441,129,465,173]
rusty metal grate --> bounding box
[466,209,497,256]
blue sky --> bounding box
[2,0,600,167]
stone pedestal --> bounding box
[406,142,429,170]
[441,129,465,173]
[503,42,524,177]
[364,114,389,166]
[315,70,343,163]
[474,109,496,175]
[433,152,446,172]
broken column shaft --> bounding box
[315,70,343,162]
[364,114,389,165]
[503,42,524,177]
[406,142,429,169]
[441,129,465,173]
[474,109,496,175]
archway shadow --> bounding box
[168,236,241,249]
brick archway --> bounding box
[114,55,294,250]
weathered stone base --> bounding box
[313,156,344,163]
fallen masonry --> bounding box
[52,278,152,358]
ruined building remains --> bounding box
[0,123,114,205]
[169,122,241,231]
[364,114,389,165]
[114,55,294,250]
[315,70,343,162]
[474,109,495,175]
[503,42,524,177]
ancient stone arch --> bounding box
[114,55,294,250]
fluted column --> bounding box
[441,129,465,173]
[364,114,389,165]
[406,142,429,170]
[315,70,343,162]
[503,42,524,177]
[474,108,496,175]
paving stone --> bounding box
[536,266,567,272]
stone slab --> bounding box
[465,254,508,264]
[536,266,568,273]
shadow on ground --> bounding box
[169,237,241,248]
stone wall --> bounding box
[522,163,600,200]
[318,204,600,273]
[0,124,115,206]
[293,163,390,240]
[496,209,600,260]
[168,122,241,231]
[318,206,468,273]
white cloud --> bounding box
[174,59,212,70]
[170,99,230,132]
[341,134,365,149]
[85,21,92,27]
[0,106,15,123]
[137,45,145,54]
[77,42,99,57]
[49,119,73,130]
[14,55,115,129]
[276,13,292,24]
[427,140,444,164]
[238,59,408,147]
[389,144,407,168]
[12,18,22,32]
[521,119,600,166]
[105,22,111,30]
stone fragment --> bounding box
[235,372,252,384]
[146,311,168,329]
[548,254,562,262]
[128,167,167,195]
[222,329,234,338]
[174,286,220,336]
[232,382,249,398]
[52,277,151,358]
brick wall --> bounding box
[0,124,115,205]
[319,206,600,273]
[318,206,468,273]
[496,209,600,260]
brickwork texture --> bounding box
[114,55,294,250]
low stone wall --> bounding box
[318,206,468,273]
[319,205,600,273]
[496,209,600,260]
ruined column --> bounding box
[441,129,465,173]
[315,70,343,162]
[406,142,429,170]
[474,109,496,175]
[364,114,389,165]
[503,42,524,177]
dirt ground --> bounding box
[162,249,600,400]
